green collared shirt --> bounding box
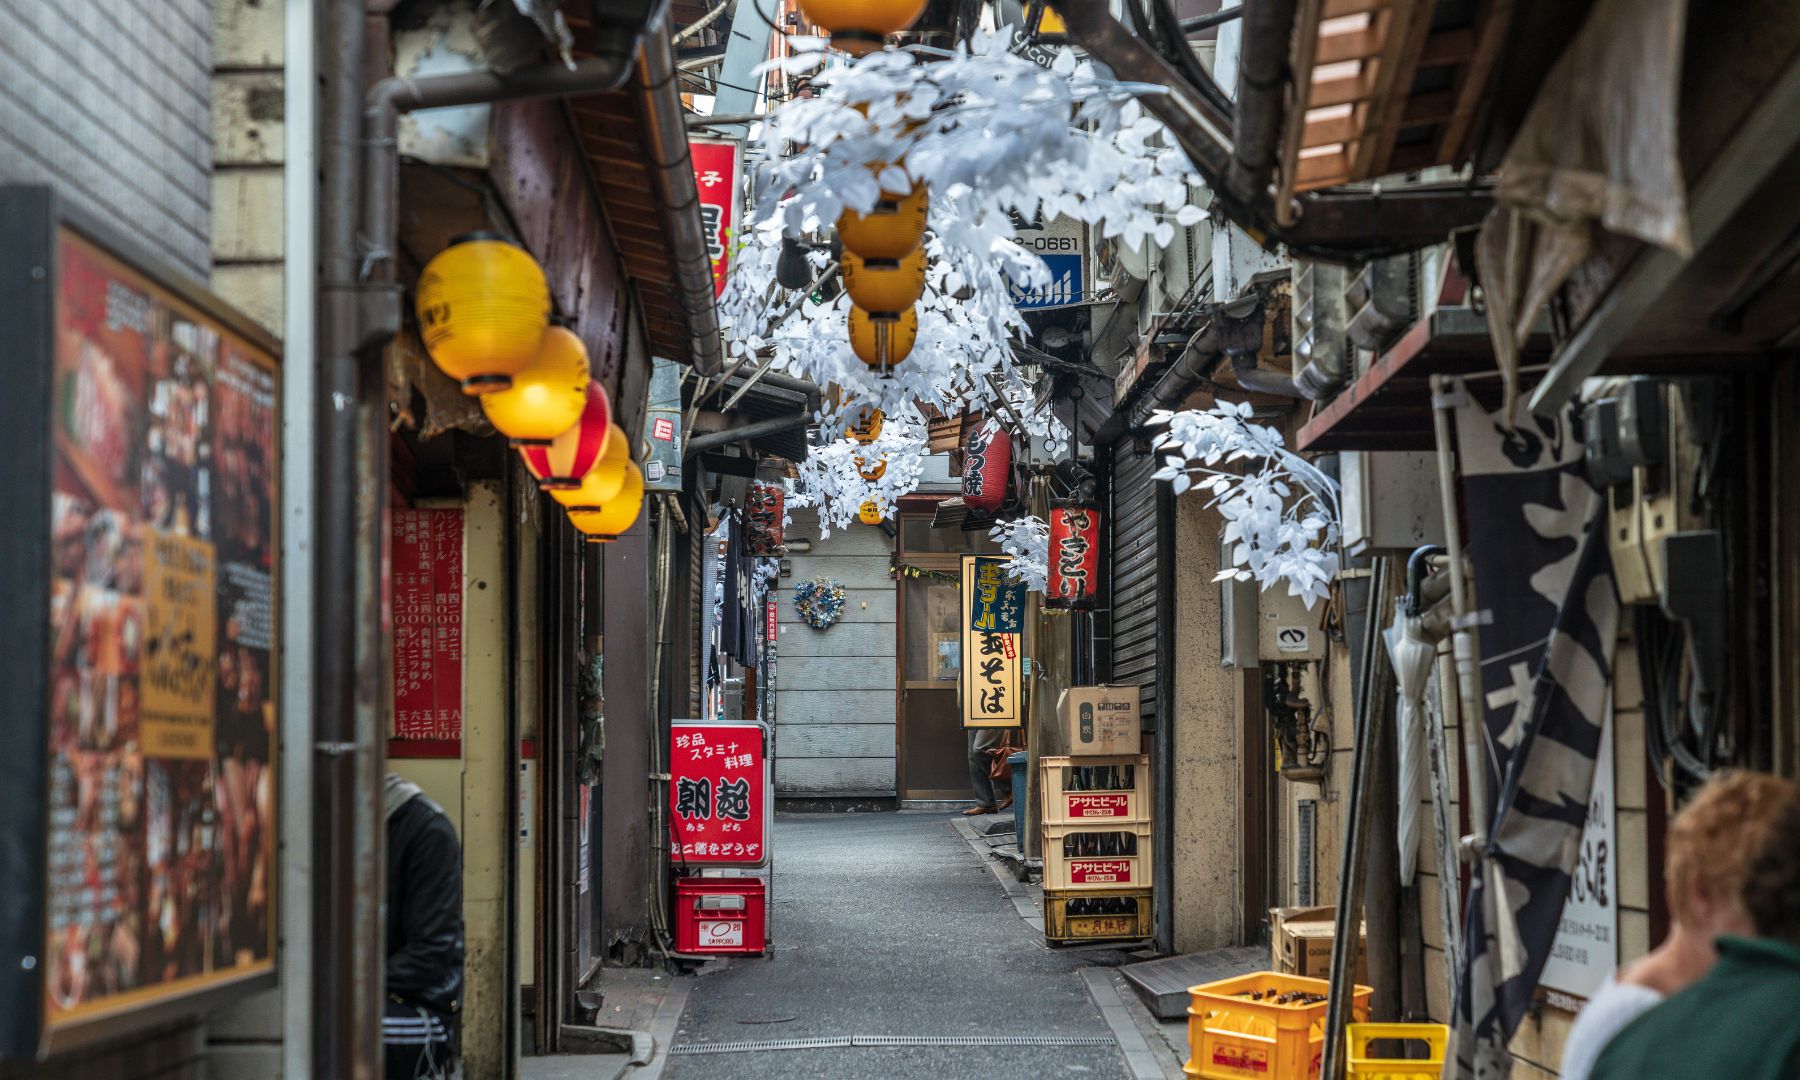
[1590,935,1800,1080]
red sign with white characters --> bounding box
[391,508,464,749]
[670,722,767,865]
[1065,793,1130,818]
[1047,503,1100,610]
[689,138,743,298]
[1069,858,1137,885]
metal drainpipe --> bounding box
[315,1,381,1076]
[630,18,726,375]
[1227,0,1299,207]
[684,412,817,457]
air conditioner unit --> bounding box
[1292,259,1351,400]
[1345,253,1419,354]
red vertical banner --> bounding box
[689,138,744,298]
[669,723,768,866]
[1047,503,1101,610]
[390,508,464,752]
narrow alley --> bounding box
[658,813,1139,1080]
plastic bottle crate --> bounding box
[1044,888,1153,944]
[1345,1022,1446,1079]
[1042,822,1154,892]
[1183,971,1372,1080]
[1039,755,1151,825]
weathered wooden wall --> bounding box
[774,509,898,797]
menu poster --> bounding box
[961,555,1022,728]
[389,508,464,754]
[31,224,280,1043]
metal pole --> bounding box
[1429,376,1490,847]
[314,2,381,1076]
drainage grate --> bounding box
[670,1034,1117,1055]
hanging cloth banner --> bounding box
[1448,384,1620,1078]
[722,512,759,668]
[689,137,744,297]
[969,555,1025,634]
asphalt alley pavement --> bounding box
[657,811,1137,1080]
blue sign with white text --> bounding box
[1010,253,1084,310]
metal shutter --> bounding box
[1107,439,1171,729]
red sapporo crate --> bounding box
[1039,755,1150,825]
[673,876,766,955]
[1041,823,1154,892]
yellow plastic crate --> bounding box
[1038,755,1151,825]
[1185,971,1372,1080]
[1044,889,1152,944]
[1345,1022,1446,1079]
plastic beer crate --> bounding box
[1345,1023,1446,1079]
[1043,888,1153,945]
[1042,822,1154,892]
[1184,971,1372,1080]
[1039,755,1151,825]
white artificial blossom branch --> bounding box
[1150,401,1342,608]
[785,405,930,537]
[988,514,1050,593]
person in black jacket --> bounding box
[384,774,464,1079]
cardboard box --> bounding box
[1270,905,1368,984]
[1058,685,1141,756]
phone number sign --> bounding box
[670,722,767,866]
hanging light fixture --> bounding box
[519,380,610,490]
[857,499,885,525]
[837,184,929,262]
[478,323,591,446]
[854,455,888,481]
[568,460,646,542]
[847,405,885,444]
[415,232,551,394]
[1046,502,1101,610]
[550,426,630,509]
[797,0,927,55]
[848,305,918,374]
[842,248,927,316]
[961,417,1012,514]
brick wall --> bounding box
[0,0,213,280]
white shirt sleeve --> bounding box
[1559,975,1666,1080]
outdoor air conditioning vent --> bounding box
[1291,259,1351,401]
[1345,253,1419,354]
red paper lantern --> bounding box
[1047,503,1101,610]
[961,418,1011,514]
[519,380,611,490]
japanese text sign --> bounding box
[390,508,464,750]
[670,722,767,866]
[689,138,743,298]
[1046,504,1100,610]
[969,555,1024,634]
[961,555,1021,728]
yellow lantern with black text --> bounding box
[568,460,646,542]
[857,499,884,525]
[849,305,917,374]
[416,232,551,394]
[519,381,610,490]
[551,426,629,509]
[838,184,929,262]
[855,455,887,481]
[848,405,884,444]
[798,0,927,55]
[842,249,927,316]
[479,324,591,445]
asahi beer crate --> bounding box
[1042,822,1154,892]
[1044,889,1153,945]
[1039,754,1150,825]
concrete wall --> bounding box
[774,509,898,797]
[1169,485,1248,953]
[0,0,214,280]
[210,0,285,332]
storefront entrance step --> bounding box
[1120,945,1267,1020]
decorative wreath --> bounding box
[793,577,847,631]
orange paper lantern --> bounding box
[849,305,918,374]
[568,461,646,542]
[798,0,927,55]
[479,325,591,446]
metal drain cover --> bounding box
[670,1033,1117,1055]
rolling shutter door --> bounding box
[1107,440,1170,730]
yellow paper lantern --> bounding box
[858,499,885,525]
[842,249,927,316]
[855,456,888,481]
[849,305,918,374]
[415,232,551,395]
[479,325,591,446]
[1036,6,1067,37]
[552,426,629,509]
[848,406,884,444]
[838,184,929,261]
[798,0,927,55]
[568,461,646,542]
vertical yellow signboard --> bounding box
[961,555,1021,728]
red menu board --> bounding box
[669,723,767,866]
[390,509,463,751]
[689,138,743,298]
